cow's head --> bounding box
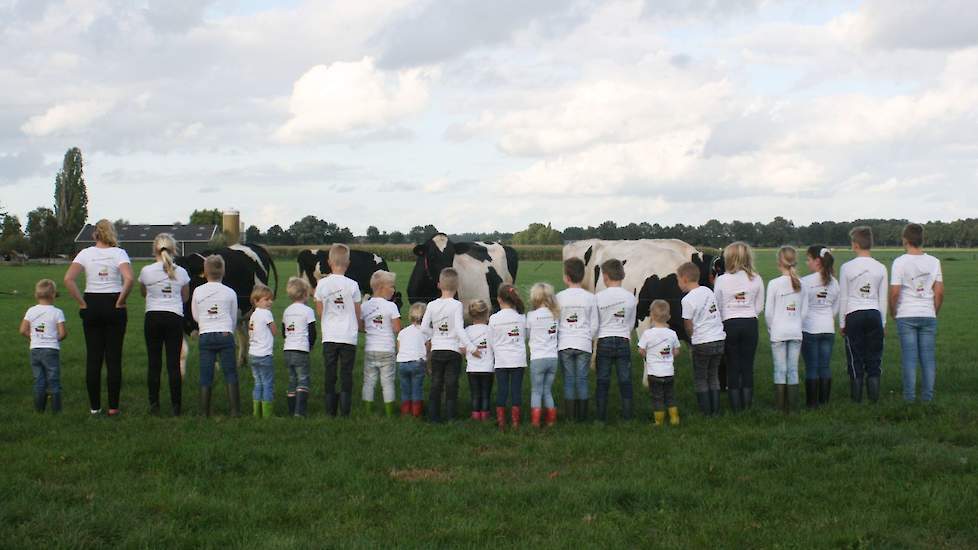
[407,233,455,304]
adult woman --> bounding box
[713,242,764,412]
[138,233,191,416]
[64,219,134,416]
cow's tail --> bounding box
[269,255,279,298]
[505,245,519,283]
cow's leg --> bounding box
[180,337,190,381]
[237,319,250,368]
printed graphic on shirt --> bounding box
[207,304,219,316]
[786,301,797,313]
[436,317,450,333]
[477,338,489,351]
[566,312,578,324]
[816,288,828,299]
[734,291,746,302]
[97,266,110,278]
[547,322,557,335]
[507,326,521,337]
[286,322,296,333]
[161,283,173,295]
[371,314,384,326]
[34,322,46,334]
[912,273,930,295]
[708,302,718,314]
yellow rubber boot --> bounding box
[653,411,665,426]
[668,407,680,426]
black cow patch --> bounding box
[583,245,592,266]
[636,273,688,341]
[296,249,401,309]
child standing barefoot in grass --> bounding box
[397,303,430,418]
[465,300,494,422]
[527,283,560,428]
[361,270,401,417]
[281,277,316,417]
[20,279,67,413]
[491,284,527,431]
[638,300,681,426]
[248,284,277,419]
[765,247,806,414]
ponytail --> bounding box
[154,233,179,280]
[778,246,801,292]
[807,245,835,286]
[497,283,525,314]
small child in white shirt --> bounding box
[594,258,638,422]
[360,270,401,417]
[281,277,316,417]
[248,284,277,418]
[20,279,67,413]
[191,254,240,417]
[397,302,430,418]
[638,300,681,426]
[464,300,494,422]
[313,244,362,417]
[765,246,807,413]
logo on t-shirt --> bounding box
[98,266,109,278]
[286,322,296,333]
[658,346,672,358]
[566,313,578,324]
[207,304,219,315]
[734,291,746,302]
[334,296,345,305]
[477,339,488,350]
[371,314,384,326]
[507,327,521,337]
[161,284,172,295]
[786,302,797,313]
[613,309,625,319]
[816,289,828,299]
[438,321,449,333]
[34,323,46,333]
[708,303,717,314]
[248,320,255,332]
[859,283,871,296]
[548,323,557,335]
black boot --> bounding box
[728,388,743,413]
[578,399,588,422]
[51,392,62,414]
[295,391,308,417]
[595,394,608,423]
[695,392,711,416]
[565,399,576,423]
[866,376,880,403]
[200,386,212,417]
[339,392,352,417]
[227,383,241,417]
[805,379,819,409]
[172,401,181,417]
[445,399,457,422]
[428,396,442,423]
[620,398,633,421]
[775,384,786,413]
[324,392,338,416]
[33,392,47,413]
[708,390,721,416]
[287,394,296,416]
[819,378,832,405]
[149,401,161,416]
[787,384,799,414]
[741,387,753,410]
[850,376,864,403]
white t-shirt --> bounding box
[681,286,726,345]
[139,262,191,316]
[396,324,429,363]
[801,273,840,334]
[638,327,680,377]
[891,253,943,319]
[714,271,765,321]
[556,288,599,352]
[72,246,130,294]
[282,302,317,352]
[465,324,494,373]
[489,308,527,369]
[420,297,474,353]
[526,307,559,360]
[361,297,400,353]
[595,286,637,340]
[838,256,888,328]
[314,274,362,345]
[24,304,65,350]
[765,275,806,342]
[248,307,275,357]
[191,282,238,334]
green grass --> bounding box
[2,251,978,548]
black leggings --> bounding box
[323,342,356,395]
[723,317,758,390]
[145,311,184,407]
[82,293,127,410]
[468,372,493,413]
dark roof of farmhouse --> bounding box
[74,224,219,243]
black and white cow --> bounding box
[407,233,518,317]
[296,248,402,309]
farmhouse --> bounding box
[74,224,219,259]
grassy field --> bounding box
[2,250,978,548]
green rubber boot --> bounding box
[252,400,262,418]
[384,401,395,418]
[364,400,373,415]
[262,401,274,419]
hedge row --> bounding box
[264,244,565,262]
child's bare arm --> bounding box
[268,321,278,337]
[57,321,67,341]
[19,319,30,339]
[683,319,694,339]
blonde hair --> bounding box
[530,282,559,319]
[35,278,56,301]
[153,233,178,279]
[328,244,350,267]
[409,302,427,324]
[92,219,118,247]
[250,283,273,305]
[723,241,756,279]
[204,254,225,280]
[497,283,525,314]
[370,270,396,293]
[286,276,311,302]
[850,226,873,250]
[650,299,670,324]
[439,268,459,293]
[676,262,700,283]
[778,246,801,292]
[468,299,491,323]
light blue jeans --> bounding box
[199,332,238,387]
[560,349,591,400]
[530,358,559,408]
[398,360,426,402]
[772,340,801,385]
[30,348,62,394]
[250,354,275,402]
[896,317,938,402]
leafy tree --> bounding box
[512,222,563,245]
[562,226,586,241]
[264,225,294,245]
[366,225,381,243]
[407,224,439,243]
[596,220,619,240]
[286,216,354,245]
[26,207,60,257]
[189,209,222,225]
[245,225,263,243]
[53,147,88,253]
[0,214,27,255]
[388,230,406,244]
[113,219,130,230]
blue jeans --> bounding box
[398,360,426,401]
[530,358,559,408]
[199,332,238,387]
[284,350,311,395]
[896,317,938,402]
[771,340,801,384]
[801,332,834,380]
[559,349,591,400]
[30,348,62,395]
[596,337,632,401]
[495,367,525,407]
[250,354,275,402]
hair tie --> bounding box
[819,247,831,258]
[159,247,169,253]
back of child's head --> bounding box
[250,283,273,306]
[409,302,427,324]
[849,226,873,250]
[563,257,585,284]
[723,241,755,279]
[286,276,311,302]
[806,245,835,286]
[530,282,559,318]
[468,299,491,324]
[204,254,225,280]
[328,243,350,268]
[777,246,801,292]
[601,258,625,282]
[370,270,396,294]
[676,262,700,283]
[154,233,178,279]
[497,283,525,314]
[902,223,924,248]
[35,278,56,301]
[650,299,670,324]
[439,268,459,293]
[92,219,118,247]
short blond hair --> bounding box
[850,226,873,250]
[530,282,559,318]
[468,299,491,323]
[286,276,311,302]
[328,244,350,267]
[250,283,273,305]
[92,219,118,247]
[35,279,56,300]
[723,241,755,279]
[409,302,427,324]
[439,268,459,293]
[650,299,670,324]
[370,270,396,293]
[676,262,700,282]
[601,258,625,281]
[204,254,225,279]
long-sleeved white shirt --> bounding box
[765,275,806,342]
[191,282,238,334]
[489,308,527,369]
[556,287,600,352]
[801,273,839,334]
[714,271,764,321]
[595,286,637,340]
[420,297,475,353]
[526,307,559,360]
[838,256,888,328]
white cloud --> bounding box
[20,98,113,137]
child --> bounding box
[838,226,888,403]
[765,246,807,414]
[314,244,362,417]
[801,245,839,407]
[281,277,316,417]
[361,270,401,417]
[191,254,240,417]
[595,258,637,422]
[490,283,527,430]
[397,303,430,418]
[556,257,599,422]
[20,279,67,413]
[465,300,494,422]
[714,242,764,412]
[420,268,477,423]
[890,223,943,403]
[248,284,277,419]
[528,283,560,427]
[637,300,681,426]
[677,261,725,416]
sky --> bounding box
[1,0,977,234]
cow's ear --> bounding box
[412,244,425,257]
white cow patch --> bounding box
[432,234,449,252]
